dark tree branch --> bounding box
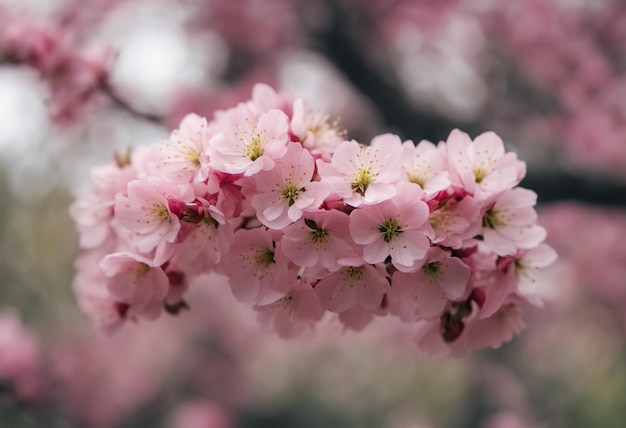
[308,2,626,208]
[309,1,481,144]
[101,82,166,125]
[522,170,626,207]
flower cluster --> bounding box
[71,84,555,356]
[0,10,111,123]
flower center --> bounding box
[423,261,442,278]
[135,262,151,277]
[253,248,275,267]
[200,215,219,228]
[408,173,426,188]
[305,218,330,243]
[342,266,365,282]
[309,111,330,136]
[245,135,264,161]
[474,166,487,183]
[275,295,294,309]
[429,208,449,231]
[482,208,505,229]
[183,146,201,167]
[379,218,403,243]
[151,204,170,221]
[310,227,330,243]
[351,168,374,195]
[282,184,304,206]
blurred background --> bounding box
[1,0,626,427]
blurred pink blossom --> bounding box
[168,401,232,428]
[0,311,42,403]
[0,12,112,123]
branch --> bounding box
[308,1,481,144]
[309,2,626,208]
[522,169,626,207]
[100,82,166,125]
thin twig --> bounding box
[100,82,166,125]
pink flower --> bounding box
[389,248,471,320]
[464,304,527,351]
[170,217,234,276]
[247,83,292,115]
[128,144,163,179]
[254,282,325,338]
[414,303,526,357]
[70,163,136,249]
[114,178,188,263]
[213,180,246,221]
[513,243,558,295]
[100,252,169,320]
[316,136,403,206]
[208,104,289,176]
[251,143,328,229]
[314,262,390,313]
[281,209,358,271]
[224,228,291,304]
[73,250,128,334]
[478,244,557,318]
[446,129,526,198]
[481,188,546,256]
[0,310,42,402]
[158,113,212,184]
[425,195,481,248]
[337,305,376,332]
[291,98,344,160]
[349,183,430,272]
[400,139,451,195]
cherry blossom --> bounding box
[99,252,169,320]
[254,282,325,339]
[207,104,289,176]
[464,304,527,352]
[349,183,430,272]
[337,304,377,332]
[389,247,471,321]
[513,244,558,296]
[251,142,328,229]
[481,188,547,256]
[70,163,137,249]
[478,244,557,318]
[291,98,344,160]
[224,228,291,305]
[158,113,212,184]
[73,250,129,334]
[281,209,358,271]
[316,136,403,206]
[247,82,291,115]
[446,129,526,198]
[169,217,234,276]
[314,262,390,313]
[114,178,189,263]
[400,138,451,195]
[425,194,481,248]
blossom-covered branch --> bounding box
[70,84,555,356]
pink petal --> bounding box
[439,257,471,300]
